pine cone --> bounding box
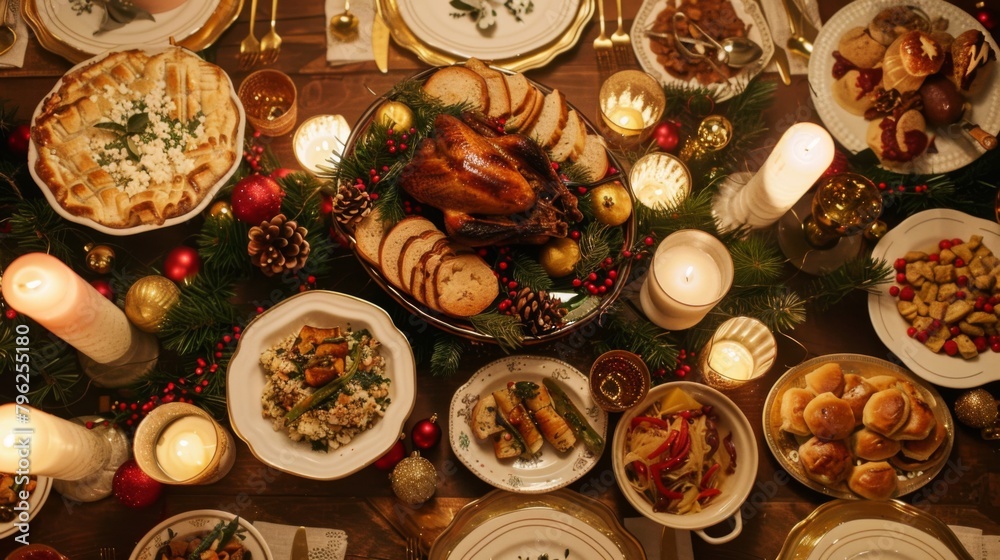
[334,182,372,226]
[248,214,311,276]
[512,287,568,336]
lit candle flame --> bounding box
[24,279,43,290]
[684,265,694,282]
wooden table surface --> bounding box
[2,0,998,558]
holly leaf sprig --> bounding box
[94,112,149,161]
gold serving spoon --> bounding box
[330,0,359,42]
[0,0,17,58]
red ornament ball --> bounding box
[5,124,31,158]
[373,438,407,471]
[90,279,115,300]
[653,121,680,152]
[113,459,164,508]
[411,414,442,450]
[163,246,202,283]
[231,174,285,225]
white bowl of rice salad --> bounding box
[227,290,415,480]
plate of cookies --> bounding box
[809,0,1000,173]
[763,354,954,501]
[868,209,1000,388]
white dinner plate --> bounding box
[809,0,1000,173]
[227,290,416,480]
[631,0,774,102]
[449,355,607,493]
[809,519,957,560]
[0,476,51,540]
[129,510,273,560]
[867,209,1000,388]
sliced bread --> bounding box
[526,89,568,149]
[575,134,610,182]
[503,72,532,117]
[398,229,446,293]
[465,58,511,120]
[423,66,490,114]
[378,216,435,289]
[411,240,453,305]
[548,109,588,163]
[353,207,388,265]
[434,253,499,317]
[505,85,541,132]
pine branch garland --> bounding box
[158,269,238,355]
[574,222,624,278]
[806,256,893,311]
[637,188,719,238]
[6,199,87,267]
[470,311,523,353]
[196,215,254,276]
[718,289,808,333]
[510,252,553,292]
[730,235,786,286]
[597,310,679,371]
[429,333,464,377]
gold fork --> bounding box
[610,0,633,69]
[238,0,261,68]
[405,536,422,560]
[259,0,281,65]
[593,0,614,79]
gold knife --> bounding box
[372,2,390,73]
[290,526,309,560]
[752,0,791,85]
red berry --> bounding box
[951,238,963,246]
[889,286,900,297]
[570,230,581,241]
[975,337,988,353]
[907,327,917,337]
[894,258,907,272]
[957,275,969,287]
[939,239,952,250]
[572,278,582,287]
[644,236,655,246]
[916,331,929,343]
[956,291,966,299]
[950,326,961,336]
[899,286,915,301]
[588,272,598,282]
[928,253,939,262]
[896,272,907,283]
[986,303,995,314]
[993,342,1000,353]
[608,270,618,280]
[943,340,959,356]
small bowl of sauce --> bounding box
[589,350,650,412]
[5,545,68,560]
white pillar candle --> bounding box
[2,253,133,363]
[154,415,218,481]
[640,230,733,331]
[0,404,110,480]
[727,123,835,229]
[293,114,351,174]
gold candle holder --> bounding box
[133,403,236,485]
[293,114,352,174]
[239,70,298,137]
[628,152,692,210]
[699,317,776,389]
[598,70,666,150]
[589,350,651,412]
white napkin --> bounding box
[0,0,29,69]
[325,0,375,65]
[624,517,694,560]
[253,521,348,560]
[758,0,822,75]
[948,525,1000,560]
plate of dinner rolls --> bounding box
[763,354,954,500]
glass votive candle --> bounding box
[590,350,651,412]
[699,317,776,389]
[598,70,666,149]
[239,69,298,136]
[640,229,734,331]
[133,402,236,485]
[628,152,692,210]
[293,114,352,174]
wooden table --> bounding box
[2,1,998,558]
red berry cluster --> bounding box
[890,237,1000,357]
[672,348,696,378]
[296,275,318,293]
[354,167,387,200]
[385,127,414,155]
[877,181,929,194]
[243,130,267,172]
[571,257,619,296]
[488,247,521,313]
[402,200,425,215]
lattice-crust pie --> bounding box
[32,47,240,229]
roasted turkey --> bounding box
[399,114,582,246]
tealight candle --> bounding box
[605,106,645,136]
[699,317,776,388]
[133,403,235,485]
[640,230,733,331]
[628,152,692,210]
[598,70,666,148]
[715,123,835,230]
[293,114,352,174]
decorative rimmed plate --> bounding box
[22,0,242,63]
[777,499,974,560]
[335,67,635,346]
[377,0,592,71]
[129,510,273,560]
[27,44,245,236]
[449,355,607,494]
[808,0,1000,173]
[868,209,1000,388]
[429,488,646,559]
[0,476,51,540]
[226,290,416,480]
[631,0,774,102]
[763,354,955,500]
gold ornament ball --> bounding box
[954,389,998,429]
[125,275,182,333]
[589,181,633,226]
[85,244,116,274]
[864,219,889,243]
[389,451,438,505]
[209,200,233,220]
[376,101,414,132]
[539,237,582,278]
[696,115,733,151]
